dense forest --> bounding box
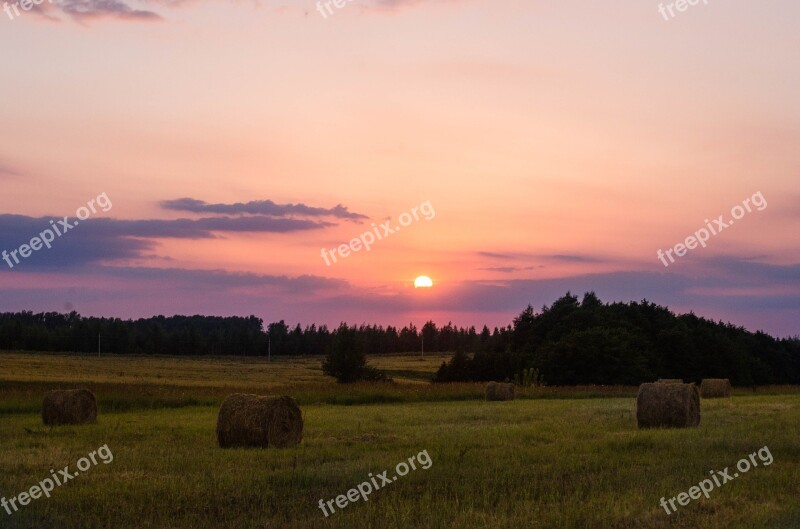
[1,292,798,385]
[434,292,800,386]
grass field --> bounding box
[1,352,799,529]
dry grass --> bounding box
[1,352,800,529]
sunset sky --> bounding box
[1,0,798,336]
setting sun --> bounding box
[414,276,433,288]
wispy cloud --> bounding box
[478,251,608,265]
[479,266,541,273]
[368,0,466,12]
[312,257,800,334]
[97,265,348,292]
[2,256,798,336]
[23,0,461,24]
[0,265,349,319]
[59,0,161,20]
[0,162,22,179]
[112,216,334,237]
[478,251,517,260]
[549,254,605,264]
[160,197,368,221]
[27,0,161,21]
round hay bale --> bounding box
[42,389,97,425]
[485,382,515,401]
[216,394,303,449]
[657,379,684,384]
[700,378,732,398]
[636,382,700,428]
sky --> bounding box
[1,0,799,336]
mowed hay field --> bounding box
[1,352,799,529]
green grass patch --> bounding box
[1,352,799,528]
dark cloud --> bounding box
[462,259,800,314]
[23,0,160,22]
[161,197,368,221]
[0,195,356,269]
[0,215,153,269]
[0,213,332,269]
[703,256,800,286]
[58,0,161,20]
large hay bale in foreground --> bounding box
[485,382,515,401]
[700,378,732,398]
[42,389,97,425]
[657,379,683,384]
[216,394,303,448]
[636,383,700,428]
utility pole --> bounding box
[268,336,271,362]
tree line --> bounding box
[434,292,800,386]
[2,292,798,386]
[0,311,502,357]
